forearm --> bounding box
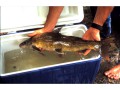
[93,6,114,26]
[83,7,114,41]
[44,6,64,32]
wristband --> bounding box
[91,23,103,31]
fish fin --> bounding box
[101,40,118,62]
[32,45,45,56]
[55,48,62,54]
[101,44,110,62]
[38,52,45,56]
[101,37,115,44]
[53,27,62,33]
[32,45,41,51]
[55,48,65,58]
[101,37,116,62]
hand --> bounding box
[82,27,101,55]
[82,27,101,41]
[28,28,47,37]
[28,28,52,52]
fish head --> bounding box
[19,38,32,48]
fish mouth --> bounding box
[19,42,28,48]
[19,38,32,48]
[19,43,26,48]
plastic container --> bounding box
[0,6,101,83]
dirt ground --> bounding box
[83,7,120,84]
[94,36,120,84]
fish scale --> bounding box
[19,32,101,53]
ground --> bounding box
[94,37,120,84]
[83,7,120,84]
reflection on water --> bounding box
[4,48,100,73]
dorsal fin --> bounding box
[53,27,62,33]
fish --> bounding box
[19,32,101,55]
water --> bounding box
[4,48,100,73]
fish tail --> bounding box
[101,37,115,61]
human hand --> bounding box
[82,27,101,55]
[28,28,46,37]
[82,27,101,41]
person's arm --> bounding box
[83,6,114,41]
[93,6,114,26]
[82,6,114,55]
[44,6,64,32]
[28,6,64,37]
